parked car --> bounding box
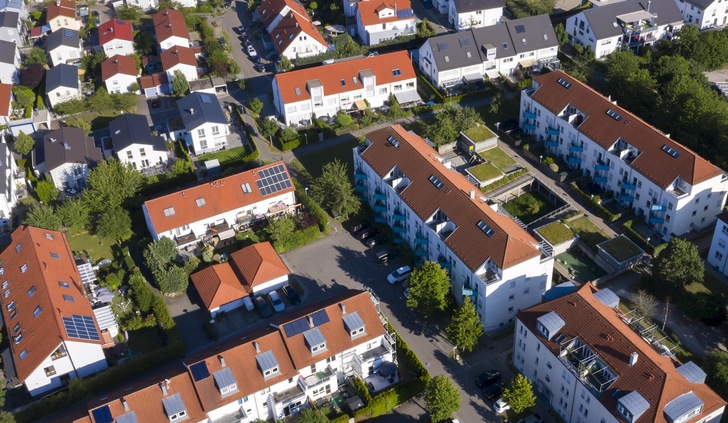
[516,414,543,423]
[268,291,285,313]
[254,63,266,72]
[281,284,301,305]
[350,220,370,234]
[254,296,273,317]
[357,228,378,241]
[483,382,505,400]
[387,266,412,284]
[476,370,502,388]
[364,235,387,248]
[375,249,397,264]
[494,397,510,414]
[247,45,257,56]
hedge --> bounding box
[272,225,321,253]
[295,184,331,234]
[480,168,529,193]
[416,72,443,103]
[622,218,656,255]
[570,182,621,222]
[330,414,353,423]
[279,137,301,152]
[236,107,261,163]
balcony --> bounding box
[415,244,429,257]
[438,256,451,271]
[302,366,334,390]
[393,222,406,233]
[415,233,429,245]
[374,201,387,213]
[667,186,689,199]
[620,194,634,203]
[523,123,536,131]
[569,144,583,153]
[545,140,559,148]
[393,235,405,244]
[273,384,307,405]
[595,163,609,172]
[651,204,667,212]
[593,175,608,184]
[649,216,665,224]
[546,127,560,136]
[355,183,367,192]
[211,407,247,423]
[484,269,501,285]
[567,156,581,166]
[373,190,387,200]
[355,170,367,180]
[374,213,387,223]
[393,210,406,221]
[622,182,636,190]
[524,111,537,119]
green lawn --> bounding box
[502,192,556,224]
[468,163,502,182]
[599,236,643,262]
[537,221,575,245]
[475,95,520,126]
[65,227,115,262]
[480,147,516,170]
[463,125,496,142]
[293,138,360,182]
[197,146,249,167]
[565,216,609,250]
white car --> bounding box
[387,266,412,284]
[494,397,510,413]
[268,291,285,313]
[247,45,257,57]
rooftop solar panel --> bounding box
[256,164,291,196]
[92,406,113,423]
[62,314,100,341]
[190,361,210,381]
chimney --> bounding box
[340,303,346,315]
[219,355,226,367]
[469,189,475,199]
[307,315,314,328]
[253,341,261,353]
[629,352,638,367]
[122,399,130,411]
[189,108,195,114]
[160,383,168,396]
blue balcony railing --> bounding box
[393,223,407,233]
[622,183,636,190]
[546,140,559,148]
[649,216,664,224]
[620,195,634,203]
[374,201,387,213]
[593,175,607,184]
[415,246,429,257]
[355,184,367,192]
[569,144,583,153]
[355,171,367,180]
[524,111,537,119]
[373,190,387,200]
[393,210,406,221]
[651,204,667,212]
[374,214,387,223]
[523,123,536,131]
[567,156,581,166]
[595,164,609,172]
[547,128,560,136]
[415,234,429,245]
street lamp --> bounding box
[539,155,543,164]
[304,133,308,145]
[305,187,309,196]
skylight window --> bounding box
[352,76,359,84]
[294,87,301,96]
[477,220,495,237]
[15,243,21,253]
[50,252,60,259]
[428,175,444,190]
[27,286,36,297]
[45,233,54,240]
[392,68,401,76]
[340,79,346,86]
[59,281,70,288]
[606,109,622,121]
[163,207,175,217]
[63,295,75,302]
[196,198,206,207]
[556,78,572,89]
[241,183,252,194]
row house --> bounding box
[419,14,558,89]
[272,51,418,126]
[73,290,396,423]
[515,283,725,423]
[353,0,416,45]
[0,11,25,45]
[107,114,169,170]
[674,0,728,29]
[101,54,137,94]
[258,0,328,59]
[98,19,134,57]
[0,134,17,232]
[0,39,18,83]
[354,125,554,333]
[519,70,728,240]
[0,226,108,397]
[176,92,229,154]
[142,161,297,250]
[153,8,190,52]
[46,63,80,108]
[47,28,81,67]
[448,0,505,31]
[566,0,682,58]
[32,127,103,191]
[47,0,80,32]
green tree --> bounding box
[605,50,657,117]
[387,94,408,119]
[144,237,179,273]
[278,127,300,144]
[489,92,502,115]
[278,56,293,72]
[152,295,175,329]
[334,34,367,58]
[115,5,144,25]
[259,116,279,139]
[406,261,450,314]
[554,23,568,46]
[704,350,728,398]
[96,206,133,242]
[446,297,483,353]
[23,47,47,66]
[13,131,35,155]
[309,159,361,218]
[237,78,247,90]
[417,18,436,39]
[35,179,59,203]
[12,85,35,110]
[171,70,189,97]
[56,197,91,229]
[156,264,189,294]
[65,117,92,134]
[654,237,704,289]
[335,112,353,127]
[425,112,458,147]
[266,216,296,245]
[201,246,214,262]
[452,106,484,132]
[295,408,328,423]
[0,410,14,423]
[228,60,241,76]
[424,375,460,423]
[129,272,154,312]
[84,158,143,211]
[23,204,61,230]
[249,97,264,115]
[502,374,536,414]
[508,0,555,17]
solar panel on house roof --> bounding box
[62,314,100,340]
[310,309,330,326]
[190,361,210,381]
[283,310,330,337]
[459,38,471,48]
[201,94,212,103]
[92,405,113,423]
[515,25,525,33]
[255,164,292,196]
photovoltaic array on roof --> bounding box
[387,135,400,148]
[283,310,330,337]
[606,108,622,121]
[62,314,100,340]
[190,361,210,381]
[515,24,525,33]
[397,9,413,18]
[92,405,113,423]
[556,77,572,89]
[256,164,292,196]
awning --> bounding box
[519,58,538,68]
[462,73,483,82]
[354,100,368,111]
[215,228,236,241]
[394,90,421,105]
[485,69,499,79]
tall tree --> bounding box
[605,50,657,118]
[13,131,35,155]
[151,295,175,329]
[406,261,451,315]
[143,237,179,274]
[704,351,728,399]
[446,297,483,353]
[84,158,143,211]
[56,197,91,229]
[417,18,436,39]
[259,116,279,139]
[653,237,704,289]
[115,5,144,25]
[129,272,154,312]
[20,63,45,89]
[633,289,658,319]
[502,374,536,414]
[278,56,293,72]
[424,375,461,423]
[554,23,568,46]
[309,159,361,218]
[23,204,62,230]
[35,179,59,203]
[22,47,47,66]
[96,206,133,242]
[155,264,189,294]
[171,70,189,97]
[265,216,296,246]
[249,98,264,115]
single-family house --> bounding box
[139,72,170,97]
[101,54,137,94]
[0,137,18,231]
[0,39,18,83]
[45,63,80,108]
[270,11,329,59]
[32,127,103,191]
[0,11,23,45]
[0,226,108,397]
[258,0,310,33]
[123,0,159,11]
[161,45,198,87]
[108,114,168,170]
[142,162,296,250]
[354,0,415,45]
[448,0,505,31]
[566,0,683,58]
[176,92,229,154]
[46,0,81,32]
[272,51,418,126]
[153,8,190,51]
[98,19,134,57]
[674,0,728,28]
[47,28,81,67]
[0,82,12,125]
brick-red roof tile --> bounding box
[153,8,189,42]
[229,242,290,289]
[190,264,249,311]
[100,54,136,80]
[98,19,133,45]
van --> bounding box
[387,266,412,284]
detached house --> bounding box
[45,63,80,108]
[270,11,329,59]
[258,0,309,32]
[0,226,108,397]
[47,28,81,67]
[123,0,159,11]
[0,82,10,125]
[101,54,137,94]
[161,45,198,87]
[139,72,170,97]
[354,0,415,45]
[98,19,134,57]
[153,8,190,51]
[0,39,18,83]
[33,127,103,191]
[177,92,229,154]
[142,161,296,249]
[448,0,505,31]
[0,11,24,45]
[0,136,18,231]
[108,114,169,170]
[565,0,682,58]
[272,51,418,126]
[675,0,728,29]
[46,0,80,32]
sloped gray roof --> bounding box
[593,288,620,308]
[47,28,80,52]
[580,0,682,39]
[536,310,565,339]
[0,39,15,64]
[677,362,707,384]
[0,11,19,28]
[424,30,484,72]
[109,114,167,153]
[45,63,79,91]
[471,23,516,60]
[506,14,557,54]
[617,391,651,420]
[40,127,102,171]
[664,392,704,422]
[452,0,505,13]
[177,92,227,130]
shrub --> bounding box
[296,184,329,233]
[271,225,320,253]
[570,182,620,222]
[152,295,175,329]
[622,218,655,255]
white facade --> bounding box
[124,0,159,11]
[448,5,502,31]
[185,120,229,155]
[356,11,416,45]
[0,47,18,84]
[159,36,190,52]
[675,0,728,29]
[0,141,17,231]
[49,44,81,67]
[48,161,91,190]
[24,340,107,397]
[101,38,134,57]
[251,274,289,296]
[104,72,137,94]
[165,63,197,87]
[48,16,81,32]
[47,85,80,108]
[278,34,328,59]
[116,143,168,170]
[708,214,728,275]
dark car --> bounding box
[254,63,266,72]
[357,229,378,241]
[375,249,398,264]
[364,235,387,248]
[350,220,370,233]
[500,119,518,133]
[281,284,301,305]
[483,382,505,400]
[254,296,273,317]
[475,370,502,388]
[150,99,160,108]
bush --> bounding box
[296,184,329,233]
[570,182,620,222]
[152,295,175,329]
[271,225,320,253]
[622,218,655,255]
[480,169,528,193]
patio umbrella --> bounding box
[377,362,397,377]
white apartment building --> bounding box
[176,92,229,155]
[520,71,728,240]
[355,125,554,333]
[142,162,297,249]
[565,0,683,58]
[514,283,725,423]
[419,14,558,88]
[272,51,419,126]
[354,0,416,45]
[448,0,504,31]
[0,137,17,231]
[675,0,728,29]
[707,211,728,275]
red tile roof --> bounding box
[0,226,103,382]
[161,45,197,71]
[190,263,249,311]
[229,242,290,289]
[153,8,189,43]
[98,19,133,46]
[357,0,412,26]
[530,71,724,189]
[274,51,415,104]
[143,162,295,234]
[360,125,541,271]
[258,0,309,30]
[519,283,726,423]
[139,72,168,89]
[0,83,11,116]
[100,54,137,80]
[47,0,76,21]
[270,11,328,56]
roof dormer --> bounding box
[213,366,238,398]
[536,311,565,341]
[303,327,327,355]
[161,392,188,422]
[254,346,280,379]
[663,392,704,423]
[617,391,650,423]
[342,310,366,339]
